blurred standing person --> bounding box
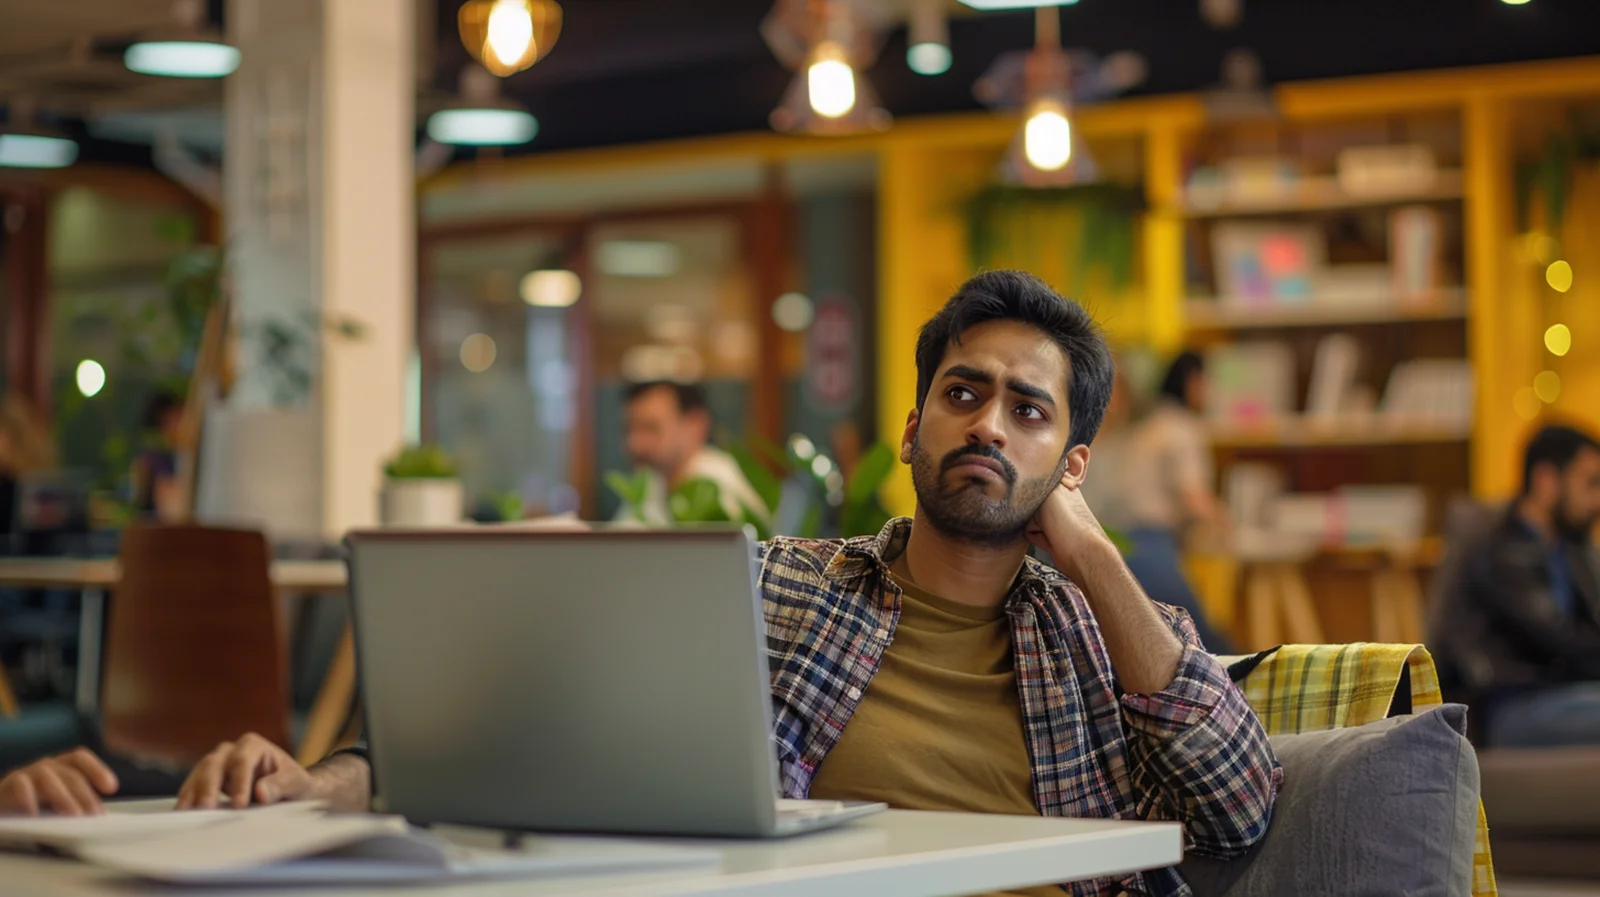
[129,391,184,521]
[619,381,767,525]
[1115,351,1234,653]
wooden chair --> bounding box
[100,524,291,767]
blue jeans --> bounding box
[1124,527,1235,655]
[1486,682,1600,748]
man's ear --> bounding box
[1061,444,1091,488]
[900,409,919,464]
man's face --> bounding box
[905,320,1074,548]
[1555,446,1600,538]
[624,387,698,476]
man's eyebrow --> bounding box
[941,364,1057,407]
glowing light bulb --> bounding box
[485,0,535,71]
[1545,323,1572,357]
[1023,101,1073,171]
[807,42,856,119]
[1546,259,1573,293]
[76,360,106,397]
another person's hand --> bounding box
[0,749,120,816]
[177,733,314,810]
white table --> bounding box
[0,805,1183,897]
[0,558,351,761]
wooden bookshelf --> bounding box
[1184,290,1468,331]
[1209,417,1471,449]
[1180,169,1465,218]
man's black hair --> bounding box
[624,380,708,416]
[914,270,1114,449]
[1522,424,1600,495]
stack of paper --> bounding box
[0,804,719,886]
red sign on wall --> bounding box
[806,293,857,414]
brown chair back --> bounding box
[101,524,290,765]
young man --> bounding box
[617,380,767,524]
[174,271,1281,896]
[1434,424,1600,747]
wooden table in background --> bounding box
[0,558,354,766]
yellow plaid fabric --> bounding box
[1219,643,1496,897]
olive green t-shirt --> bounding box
[809,570,1063,897]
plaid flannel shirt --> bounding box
[759,519,1282,897]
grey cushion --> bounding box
[1181,705,1480,897]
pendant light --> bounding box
[0,99,78,169]
[124,0,240,79]
[426,65,538,147]
[764,0,891,136]
[457,0,563,77]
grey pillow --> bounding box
[1180,704,1480,897]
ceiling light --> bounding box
[427,106,537,146]
[0,132,79,169]
[957,0,1079,8]
[766,0,891,136]
[124,0,240,78]
[907,0,951,76]
[1023,98,1073,171]
[1545,323,1572,357]
[125,41,240,78]
[460,333,498,373]
[772,293,815,332]
[808,42,857,118]
[428,65,538,146]
[458,0,562,77]
[1546,259,1573,293]
[520,269,582,307]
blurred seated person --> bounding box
[170,272,1280,897]
[1,395,57,551]
[618,380,767,525]
[130,390,185,522]
[1433,424,1600,748]
[1109,352,1233,654]
[0,749,119,816]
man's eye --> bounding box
[948,385,977,402]
[1016,404,1045,421]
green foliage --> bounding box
[964,183,1146,294]
[606,435,900,540]
[491,491,524,523]
[1514,113,1600,236]
[383,444,457,479]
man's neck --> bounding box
[894,509,1031,609]
[1516,496,1557,543]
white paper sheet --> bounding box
[0,801,325,852]
[76,811,719,885]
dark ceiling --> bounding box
[49,0,1600,167]
[453,0,1600,155]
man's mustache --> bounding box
[940,445,1017,486]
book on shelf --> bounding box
[1381,359,1473,428]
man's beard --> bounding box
[1554,495,1598,542]
[909,437,1065,548]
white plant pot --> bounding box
[379,478,464,527]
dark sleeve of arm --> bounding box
[1464,545,1600,677]
[1119,607,1282,859]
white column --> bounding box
[214,0,412,541]
[320,0,413,536]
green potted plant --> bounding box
[379,444,463,527]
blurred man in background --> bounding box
[1434,424,1600,747]
[619,380,766,525]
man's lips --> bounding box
[947,456,1007,480]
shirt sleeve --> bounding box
[1119,605,1282,859]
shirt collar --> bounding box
[822,517,1059,601]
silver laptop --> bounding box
[343,526,884,837]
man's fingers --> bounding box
[254,767,305,805]
[60,749,119,796]
[31,766,84,816]
[58,766,105,815]
[178,747,232,810]
[223,744,268,808]
[4,773,40,816]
